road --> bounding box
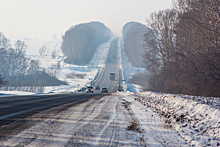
[0,38,188,146]
[0,38,120,127]
[95,38,120,93]
[0,93,101,126]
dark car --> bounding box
[78,87,86,92]
[95,85,100,90]
[101,88,108,93]
[86,86,93,93]
[81,87,87,92]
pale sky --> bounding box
[0,0,173,39]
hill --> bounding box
[62,21,113,65]
[122,22,150,68]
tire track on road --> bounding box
[127,95,188,147]
[94,96,117,146]
[1,95,108,147]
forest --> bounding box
[122,22,149,68]
[61,21,113,65]
[143,0,220,97]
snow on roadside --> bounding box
[119,38,145,92]
[89,37,115,67]
[116,92,188,146]
[0,37,114,96]
[1,93,142,146]
[135,91,220,146]
[0,91,35,96]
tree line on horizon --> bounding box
[122,22,149,68]
[143,0,220,97]
[61,21,113,65]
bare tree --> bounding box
[143,0,220,96]
[143,9,179,91]
[39,45,47,56]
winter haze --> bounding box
[0,0,172,38]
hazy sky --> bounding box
[0,0,173,39]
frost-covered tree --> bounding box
[39,45,47,56]
[14,40,27,53]
[62,21,113,65]
[122,22,150,67]
[0,32,67,92]
[0,32,11,49]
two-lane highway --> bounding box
[0,38,121,127]
[0,38,189,147]
[98,38,120,92]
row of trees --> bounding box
[122,22,149,68]
[0,32,67,92]
[62,21,113,65]
[144,0,220,96]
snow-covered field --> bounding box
[0,36,142,96]
[0,37,115,96]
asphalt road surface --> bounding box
[0,37,120,127]
[0,38,188,146]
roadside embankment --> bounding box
[135,91,220,147]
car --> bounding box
[86,86,93,93]
[77,87,86,92]
[95,85,100,90]
[81,87,87,92]
[101,88,108,93]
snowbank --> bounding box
[0,91,35,96]
[135,91,220,146]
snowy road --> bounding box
[0,92,187,146]
[0,93,101,126]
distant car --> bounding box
[77,87,86,92]
[101,88,108,93]
[86,86,93,93]
[95,85,100,90]
[81,87,86,92]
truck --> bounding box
[110,72,115,81]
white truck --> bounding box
[110,72,115,81]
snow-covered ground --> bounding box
[0,37,115,96]
[119,38,145,92]
[0,36,142,96]
[1,37,219,146]
[135,91,220,146]
[0,92,188,146]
